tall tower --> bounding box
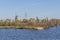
[15,12,18,21]
[15,15,18,22]
[25,12,27,19]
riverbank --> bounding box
[0,26,46,30]
[0,16,60,30]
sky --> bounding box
[0,0,60,19]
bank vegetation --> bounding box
[0,16,60,30]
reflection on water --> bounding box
[0,26,60,40]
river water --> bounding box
[0,26,60,40]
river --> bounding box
[0,26,60,40]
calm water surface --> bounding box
[0,26,60,40]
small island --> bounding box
[0,16,60,30]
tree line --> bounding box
[0,16,60,28]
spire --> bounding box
[25,12,27,19]
[15,12,18,21]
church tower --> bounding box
[15,15,18,22]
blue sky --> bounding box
[0,0,60,19]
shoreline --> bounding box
[0,24,58,30]
[0,25,57,30]
[0,26,49,30]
